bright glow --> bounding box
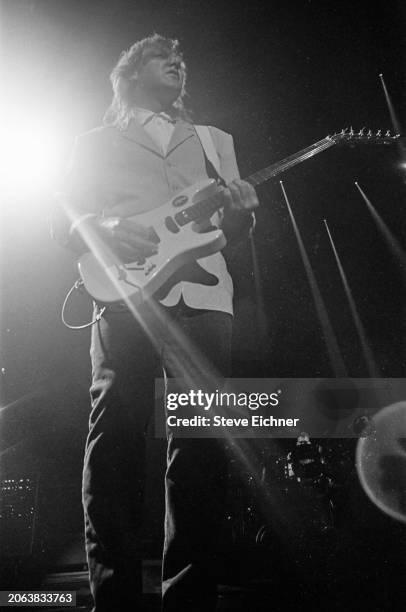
[356,401,406,524]
[0,113,66,198]
[400,162,406,170]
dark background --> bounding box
[0,0,405,606]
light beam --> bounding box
[379,73,406,161]
[323,219,379,377]
[279,181,347,377]
[355,182,406,273]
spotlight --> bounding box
[0,113,65,199]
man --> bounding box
[52,34,258,611]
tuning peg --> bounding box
[358,127,366,136]
[349,126,354,135]
[385,130,391,137]
[367,129,372,137]
[376,129,382,137]
[340,128,347,135]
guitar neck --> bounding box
[178,126,400,224]
[246,136,336,187]
[184,136,336,222]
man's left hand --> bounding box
[219,179,259,214]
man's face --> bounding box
[135,49,185,100]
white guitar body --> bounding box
[78,179,226,304]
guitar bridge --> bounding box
[125,261,156,276]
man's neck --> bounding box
[133,90,174,114]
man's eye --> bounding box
[143,52,166,63]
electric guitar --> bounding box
[78,129,400,304]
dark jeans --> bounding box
[83,298,233,611]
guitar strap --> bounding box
[195,124,256,236]
[194,125,226,187]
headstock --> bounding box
[328,127,401,146]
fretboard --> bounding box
[174,136,336,226]
[246,136,335,187]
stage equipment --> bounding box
[0,476,39,557]
[227,436,342,549]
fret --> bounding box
[247,138,335,187]
[176,135,340,225]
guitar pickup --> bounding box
[165,217,180,233]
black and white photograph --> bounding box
[1,1,405,610]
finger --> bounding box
[229,183,247,205]
[227,181,248,210]
[113,239,157,263]
[125,236,158,255]
[117,219,153,240]
[113,228,158,252]
[218,185,234,210]
[229,180,259,210]
[103,237,142,263]
[115,242,142,263]
[241,182,259,209]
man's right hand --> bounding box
[96,217,159,263]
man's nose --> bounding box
[167,54,181,68]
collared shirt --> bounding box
[132,107,176,155]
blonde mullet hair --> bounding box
[103,33,190,130]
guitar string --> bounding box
[174,139,336,225]
[172,133,394,223]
